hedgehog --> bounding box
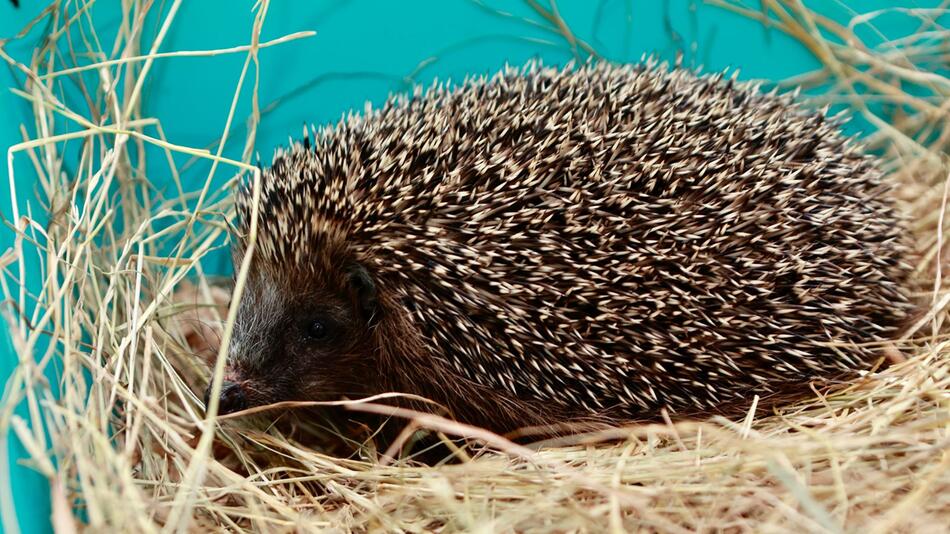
[207,61,913,434]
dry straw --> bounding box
[1,0,948,532]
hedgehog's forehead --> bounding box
[235,143,362,266]
[235,249,353,313]
[239,218,353,282]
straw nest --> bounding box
[1,1,947,532]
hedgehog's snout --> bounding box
[203,380,249,415]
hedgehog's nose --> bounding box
[204,380,248,415]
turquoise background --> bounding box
[0,1,936,532]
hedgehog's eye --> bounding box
[307,319,328,340]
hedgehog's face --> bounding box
[205,263,380,415]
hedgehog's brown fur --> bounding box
[221,60,913,434]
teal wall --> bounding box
[0,1,935,532]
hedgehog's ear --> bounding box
[346,263,378,324]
